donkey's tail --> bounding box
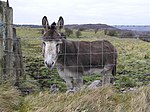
[112,65,116,76]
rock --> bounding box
[129,88,136,91]
[50,84,59,93]
[87,80,102,89]
[66,87,80,94]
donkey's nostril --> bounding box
[52,62,54,65]
[45,61,48,65]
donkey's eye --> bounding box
[43,42,46,46]
[56,43,59,47]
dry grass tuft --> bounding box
[0,84,21,112]
[21,86,150,112]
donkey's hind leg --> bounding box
[73,75,83,91]
[101,65,113,86]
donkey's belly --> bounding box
[84,68,104,75]
[57,68,76,78]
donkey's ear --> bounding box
[42,16,50,31]
[57,16,64,30]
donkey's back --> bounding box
[70,40,117,76]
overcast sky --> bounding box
[4,0,150,25]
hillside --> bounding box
[65,24,119,30]
[15,23,119,30]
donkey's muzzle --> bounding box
[45,61,54,69]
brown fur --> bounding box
[57,39,117,75]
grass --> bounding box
[16,27,150,89]
[0,83,22,112]
[1,84,150,112]
[0,27,150,112]
[16,27,42,55]
[0,84,150,112]
[20,85,150,112]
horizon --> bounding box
[14,23,150,26]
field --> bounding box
[16,27,150,90]
[0,27,150,112]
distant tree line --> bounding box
[104,29,150,42]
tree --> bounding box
[75,30,82,38]
[65,28,73,37]
[104,29,117,36]
[94,28,99,34]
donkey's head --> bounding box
[42,16,64,69]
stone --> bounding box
[87,80,102,89]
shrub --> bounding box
[115,75,137,88]
[119,31,135,38]
[94,28,99,34]
[65,28,73,37]
[75,30,82,38]
[104,29,118,36]
[78,28,86,31]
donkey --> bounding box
[42,16,117,93]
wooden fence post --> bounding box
[13,28,24,86]
[0,37,3,84]
[0,0,24,85]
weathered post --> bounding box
[13,28,24,86]
[0,0,23,85]
[0,0,6,84]
[0,0,14,83]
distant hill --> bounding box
[65,24,119,30]
[15,24,119,30]
[15,24,150,32]
[14,24,150,42]
[15,24,42,28]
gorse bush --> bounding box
[65,28,73,37]
[23,56,66,91]
[104,29,118,36]
[75,30,82,37]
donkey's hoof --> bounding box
[66,87,80,94]
[66,89,75,94]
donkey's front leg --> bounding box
[63,77,75,93]
[64,77,73,89]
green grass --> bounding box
[0,27,150,112]
[16,27,42,55]
[15,27,150,90]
